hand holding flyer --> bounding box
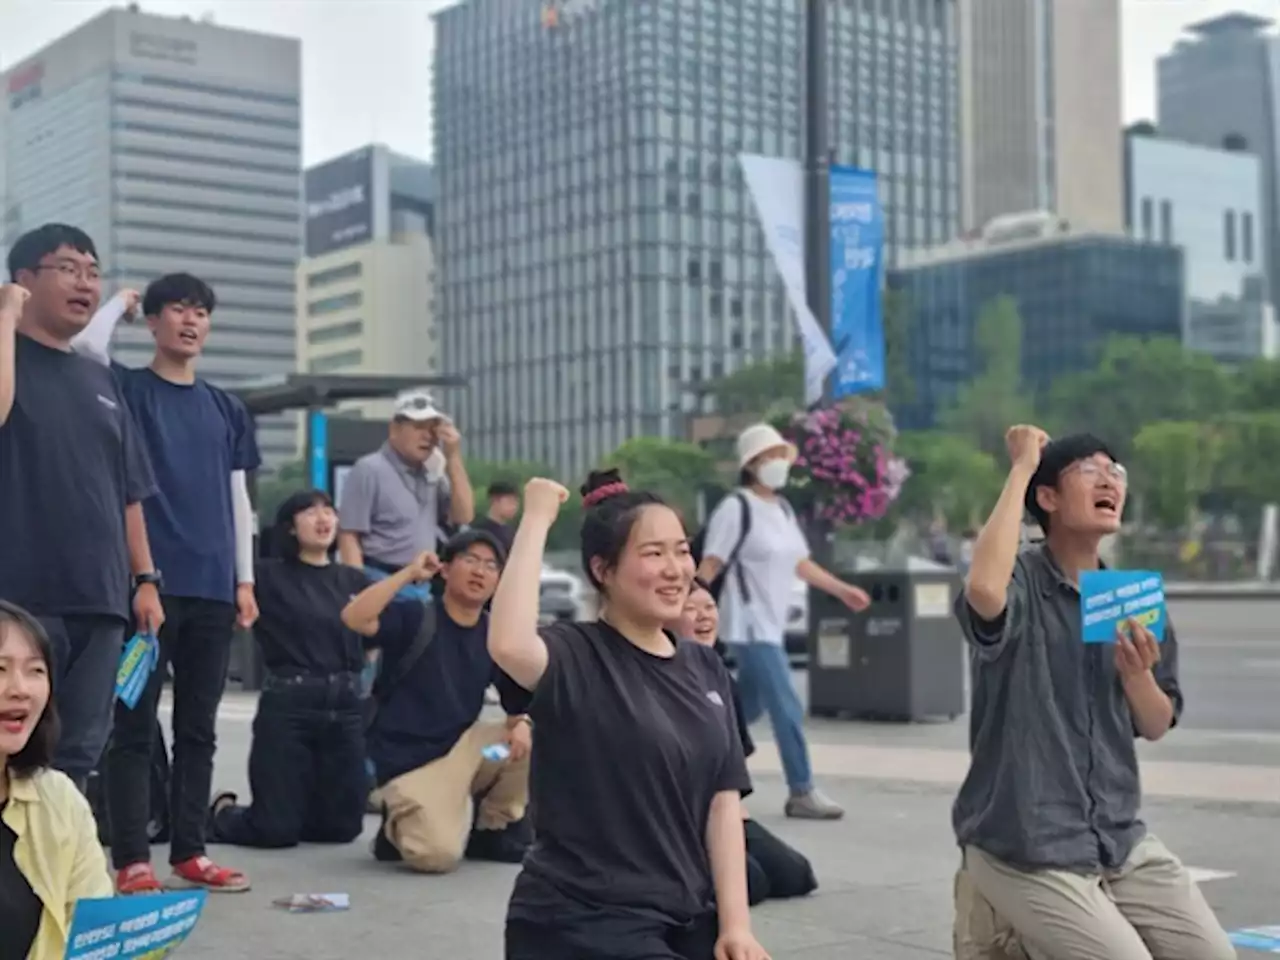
[1079,570,1166,644]
[116,633,160,709]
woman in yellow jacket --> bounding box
[0,600,113,960]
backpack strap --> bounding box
[371,603,438,705]
[722,492,754,603]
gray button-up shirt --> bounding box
[337,443,452,567]
[952,544,1184,871]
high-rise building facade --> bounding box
[434,0,959,477]
[889,218,1185,428]
[1,6,302,462]
[1125,130,1275,361]
[958,0,1123,235]
[1157,13,1280,311]
[297,144,439,422]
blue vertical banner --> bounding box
[308,410,329,493]
[828,165,885,397]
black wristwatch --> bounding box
[133,570,164,591]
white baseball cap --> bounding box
[391,389,447,423]
[736,423,796,469]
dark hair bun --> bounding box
[581,468,629,508]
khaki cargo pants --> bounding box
[954,835,1236,960]
[382,720,529,873]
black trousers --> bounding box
[744,818,817,905]
[506,913,718,960]
[106,597,234,867]
[209,673,366,849]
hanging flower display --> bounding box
[774,400,910,527]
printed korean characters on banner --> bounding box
[64,890,207,960]
[828,165,885,397]
[1079,570,1167,644]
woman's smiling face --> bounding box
[678,585,719,646]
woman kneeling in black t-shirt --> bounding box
[208,490,369,849]
[489,470,770,960]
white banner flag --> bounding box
[739,153,837,405]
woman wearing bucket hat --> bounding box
[696,423,870,820]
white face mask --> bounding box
[755,458,791,491]
[424,447,446,480]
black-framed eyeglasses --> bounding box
[35,261,102,282]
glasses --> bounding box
[36,261,102,283]
[1069,461,1129,485]
[455,553,500,573]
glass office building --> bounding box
[434,0,959,476]
[2,7,302,463]
[1125,131,1275,361]
[888,231,1185,429]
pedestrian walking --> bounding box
[0,224,161,792]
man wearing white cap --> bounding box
[696,423,870,820]
[336,389,475,593]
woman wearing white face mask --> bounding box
[696,424,870,821]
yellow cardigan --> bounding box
[3,767,113,960]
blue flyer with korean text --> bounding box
[115,632,159,710]
[64,890,207,959]
[1079,570,1166,644]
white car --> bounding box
[539,565,584,624]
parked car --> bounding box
[539,564,584,624]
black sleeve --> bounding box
[496,621,582,726]
[1143,615,1184,735]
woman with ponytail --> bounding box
[488,470,770,960]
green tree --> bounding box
[605,436,717,520]
[894,431,1004,529]
[1216,411,1280,507]
[937,296,1037,459]
[1045,336,1232,462]
[1234,356,1280,413]
[879,289,914,407]
[1130,421,1220,530]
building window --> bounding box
[309,349,363,373]
[1242,211,1255,263]
[1140,198,1153,240]
[307,319,364,344]
[1159,200,1172,244]
[307,263,363,289]
[1224,209,1237,261]
[308,291,363,316]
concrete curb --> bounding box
[1166,584,1280,600]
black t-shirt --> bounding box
[498,620,751,924]
[368,602,525,784]
[0,801,41,960]
[0,334,156,620]
[253,559,370,675]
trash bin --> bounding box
[807,563,965,722]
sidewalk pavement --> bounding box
[164,696,1279,959]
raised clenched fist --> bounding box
[408,551,442,583]
[524,478,570,521]
[1005,424,1050,471]
[0,284,31,320]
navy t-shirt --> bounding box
[114,366,260,604]
[367,602,523,785]
[0,335,156,620]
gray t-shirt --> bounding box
[337,444,452,567]
[952,544,1184,872]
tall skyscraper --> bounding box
[297,144,439,421]
[1157,13,1280,310]
[1,6,302,462]
[434,0,959,477]
[958,0,1123,235]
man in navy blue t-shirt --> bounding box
[73,273,260,895]
[0,224,162,793]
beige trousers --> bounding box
[381,720,529,874]
[958,835,1236,960]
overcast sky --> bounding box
[2,0,1277,167]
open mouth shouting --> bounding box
[177,328,201,346]
[1094,493,1120,519]
[0,706,30,736]
[66,295,94,316]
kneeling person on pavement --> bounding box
[341,530,532,873]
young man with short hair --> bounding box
[954,426,1234,960]
[471,480,520,556]
[341,529,532,873]
[0,224,161,792]
[73,272,259,894]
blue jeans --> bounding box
[728,640,813,794]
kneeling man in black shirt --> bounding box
[342,529,532,873]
